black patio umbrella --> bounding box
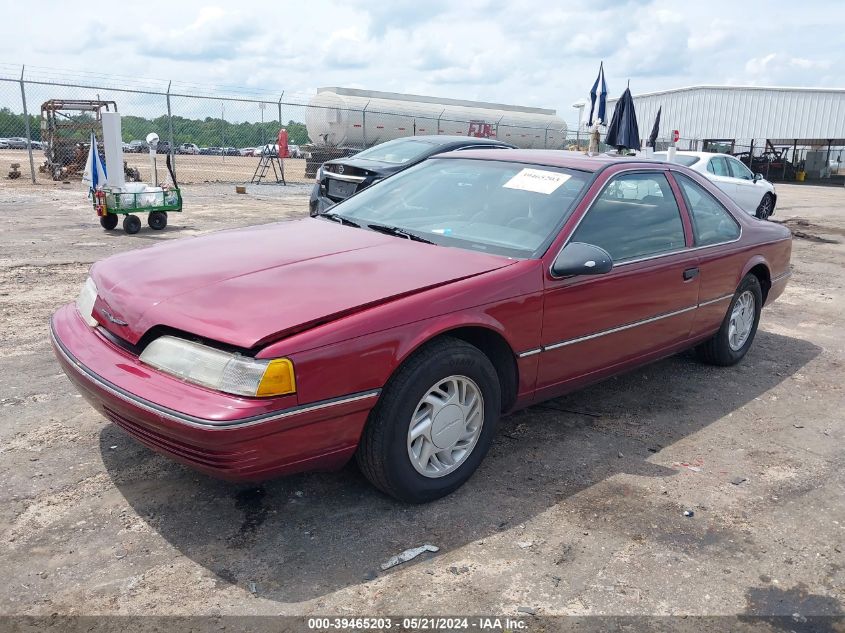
[647,106,662,148]
[605,86,640,151]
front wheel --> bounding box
[356,337,501,503]
[696,274,763,366]
[100,214,118,230]
[756,193,774,220]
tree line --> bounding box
[0,108,309,148]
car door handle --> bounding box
[683,267,699,281]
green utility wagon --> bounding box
[94,186,182,234]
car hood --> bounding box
[91,218,514,349]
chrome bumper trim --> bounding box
[325,173,366,183]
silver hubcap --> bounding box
[728,290,755,351]
[407,375,484,478]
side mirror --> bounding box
[753,173,763,182]
[552,242,613,278]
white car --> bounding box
[177,143,200,155]
[654,151,776,219]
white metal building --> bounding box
[576,85,845,148]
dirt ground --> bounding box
[0,179,843,622]
[1,148,311,185]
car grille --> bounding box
[103,405,258,472]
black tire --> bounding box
[123,214,141,234]
[148,211,168,230]
[756,193,774,220]
[99,214,118,230]
[356,336,501,503]
[696,274,763,366]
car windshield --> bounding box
[653,153,700,166]
[352,139,435,164]
[328,158,591,258]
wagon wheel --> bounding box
[100,214,118,230]
[148,211,168,230]
[123,215,141,234]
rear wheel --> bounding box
[756,193,774,219]
[123,214,141,234]
[356,337,501,503]
[696,274,763,366]
[99,214,118,230]
[148,211,168,230]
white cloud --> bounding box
[744,53,832,84]
[1,0,843,127]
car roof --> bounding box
[399,134,512,146]
[431,148,664,172]
[652,150,733,159]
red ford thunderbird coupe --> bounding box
[51,150,792,502]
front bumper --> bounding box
[50,304,378,481]
[309,183,335,216]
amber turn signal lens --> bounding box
[256,358,296,397]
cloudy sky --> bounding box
[3,0,842,124]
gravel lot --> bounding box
[0,179,843,621]
[1,148,311,185]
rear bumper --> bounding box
[765,269,791,306]
[50,304,378,481]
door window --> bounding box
[727,157,754,180]
[675,174,740,246]
[571,172,686,263]
[707,157,730,176]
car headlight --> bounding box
[76,277,99,327]
[139,336,296,398]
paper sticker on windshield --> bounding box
[503,168,570,194]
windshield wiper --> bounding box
[366,223,436,244]
[320,212,360,227]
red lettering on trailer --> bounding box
[352,124,361,128]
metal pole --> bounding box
[436,109,444,136]
[221,102,225,163]
[166,81,176,179]
[278,93,283,131]
[19,65,36,184]
[260,102,266,146]
[362,100,369,148]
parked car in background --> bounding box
[287,144,303,158]
[223,147,241,156]
[128,140,148,153]
[253,143,278,157]
[198,147,212,155]
[310,135,515,215]
[239,147,256,156]
[0,139,9,149]
[654,151,776,219]
[52,150,792,502]
[155,141,172,154]
[121,142,132,153]
[6,137,28,149]
[178,143,200,155]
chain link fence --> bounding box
[0,66,592,186]
[4,65,840,187]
